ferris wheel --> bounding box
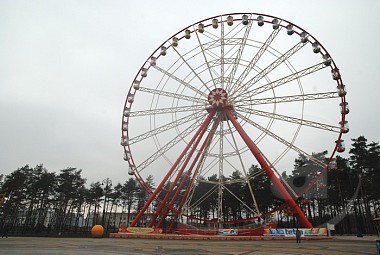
[121,13,348,230]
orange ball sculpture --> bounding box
[91,225,104,237]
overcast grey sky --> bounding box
[1,0,379,185]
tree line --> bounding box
[0,135,379,236]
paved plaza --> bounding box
[0,236,377,255]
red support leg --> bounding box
[160,119,220,229]
[225,108,313,228]
[168,120,219,232]
[130,111,215,227]
[150,112,212,228]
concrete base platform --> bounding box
[109,232,332,241]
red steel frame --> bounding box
[130,111,215,227]
[148,110,214,228]
[158,121,220,230]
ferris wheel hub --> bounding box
[207,88,228,108]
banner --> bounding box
[263,228,328,237]
[218,229,238,236]
[118,227,163,234]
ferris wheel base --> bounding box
[111,222,328,239]
[109,232,331,241]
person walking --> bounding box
[295,228,301,243]
[1,226,8,238]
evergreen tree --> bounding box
[121,178,138,227]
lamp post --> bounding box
[101,178,112,228]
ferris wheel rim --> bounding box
[121,13,348,225]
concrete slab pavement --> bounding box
[0,236,377,255]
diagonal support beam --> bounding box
[130,111,215,227]
[159,118,220,229]
[224,107,313,228]
[167,119,219,232]
[150,111,213,228]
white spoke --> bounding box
[231,41,307,98]
[137,121,200,172]
[171,45,212,93]
[226,119,260,214]
[237,106,340,132]
[193,25,218,89]
[230,26,282,95]
[220,20,225,90]
[223,185,257,214]
[237,112,327,168]
[139,87,206,104]
[153,65,208,97]
[129,105,204,117]
[129,111,204,145]
[237,91,340,106]
[234,62,329,101]
[225,15,254,92]
[217,117,224,225]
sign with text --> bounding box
[118,227,163,234]
[127,227,155,234]
[218,229,238,236]
[263,228,328,237]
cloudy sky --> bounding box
[1,0,379,185]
